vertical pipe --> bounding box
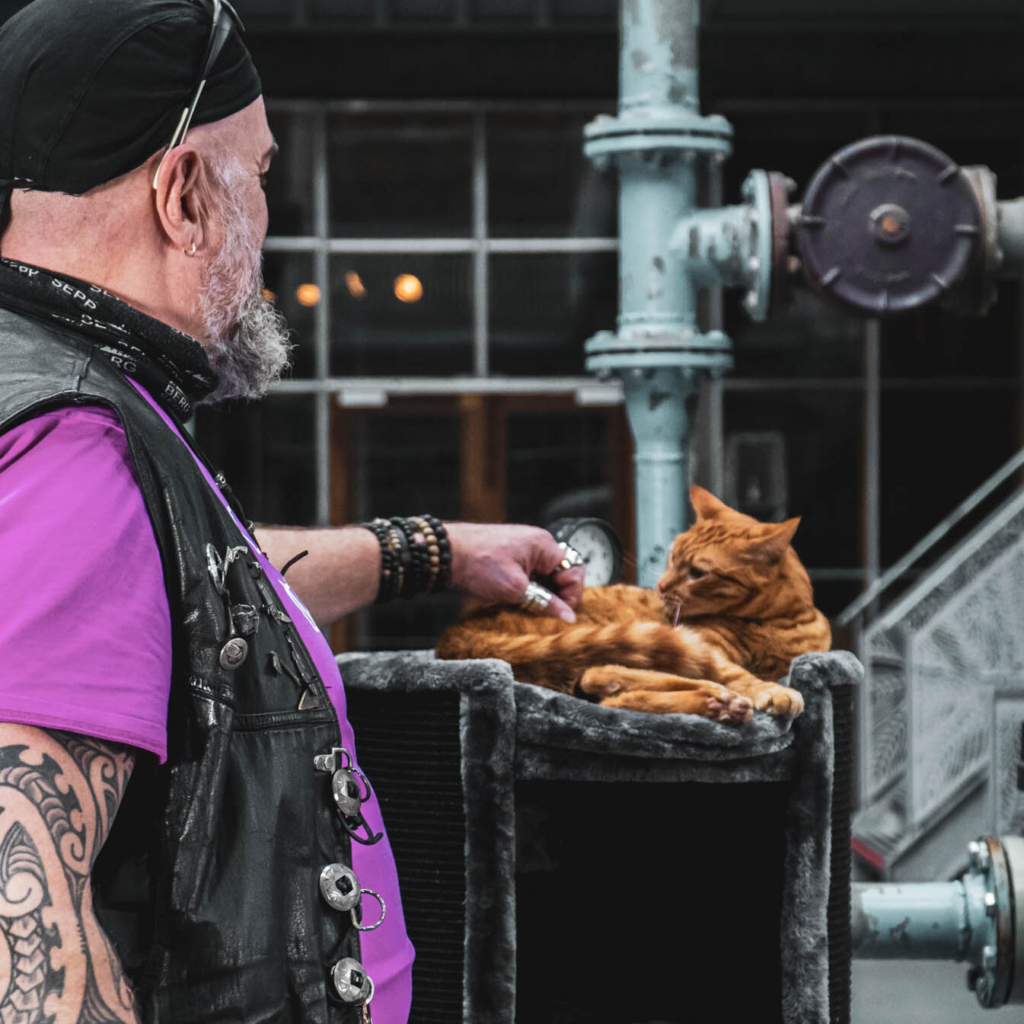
[863,318,881,589]
[707,380,724,498]
[707,161,725,498]
[472,113,489,377]
[313,109,331,526]
[619,0,700,113]
[624,368,697,585]
[618,158,699,337]
[621,0,701,587]
[585,0,731,583]
[616,0,701,338]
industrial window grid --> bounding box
[247,98,1022,598]
[238,0,616,31]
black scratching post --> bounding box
[339,650,862,1024]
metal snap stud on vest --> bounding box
[332,769,364,815]
[319,863,361,912]
[218,636,249,669]
[331,958,374,1004]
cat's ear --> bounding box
[690,485,731,521]
[744,517,801,563]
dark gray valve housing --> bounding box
[796,135,983,316]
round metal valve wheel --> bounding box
[796,135,982,316]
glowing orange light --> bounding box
[295,283,321,307]
[261,287,277,304]
[345,271,367,300]
[393,274,423,304]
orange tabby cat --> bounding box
[436,486,831,724]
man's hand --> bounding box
[446,522,586,623]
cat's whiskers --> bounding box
[673,606,681,628]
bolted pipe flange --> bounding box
[584,109,733,166]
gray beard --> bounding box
[197,160,292,405]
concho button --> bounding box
[331,958,373,1003]
[319,863,361,912]
[331,768,363,815]
[218,637,249,670]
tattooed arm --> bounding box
[0,725,138,1024]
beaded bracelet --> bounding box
[359,516,452,602]
[360,518,402,603]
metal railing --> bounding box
[850,446,1024,861]
[838,443,1024,628]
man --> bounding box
[0,1,583,1021]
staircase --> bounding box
[840,448,1024,881]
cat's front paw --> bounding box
[705,691,754,724]
[752,684,804,717]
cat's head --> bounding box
[656,486,805,619]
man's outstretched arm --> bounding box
[257,522,586,628]
[0,724,138,1024]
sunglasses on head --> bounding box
[153,0,245,189]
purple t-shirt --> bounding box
[0,393,414,1023]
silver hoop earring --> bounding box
[184,241,197,257]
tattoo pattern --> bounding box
[0,729,136,1024]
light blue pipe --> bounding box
[583,0,732,587]
[851,837,1024,1010]
[851,878,990,962]
[998,198,1024,276]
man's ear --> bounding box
[690,485,731,521]
[153,145,211,254]
[743,517,801,563]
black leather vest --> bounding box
[0,310,368,1024]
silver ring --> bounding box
[519,581,554,614]
[557,542,585,571]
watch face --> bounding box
[566,521,618,587]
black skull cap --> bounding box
[0,0,261,200]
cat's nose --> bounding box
[656,575,669,593]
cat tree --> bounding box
[338,649,860,1024]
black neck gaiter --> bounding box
[0,256,217,420]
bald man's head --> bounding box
[0,17,290,404]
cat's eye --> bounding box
[688,565,706,580]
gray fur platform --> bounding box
[337,648,863,1024]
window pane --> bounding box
[880,388,1017,566]
[506,410,613,527]
[263,251,316,379]
[728,289,864,378]
[723,389,862,615]
[392,0,455,19]
[488,113,615,238]
[310,0,374,19]
[195,395,316,526]
[328,114,472,238]
[265,109,316,236]
[879,286,1021,379]
[330,255,474,376]
[489,253,617,375]
[347,412,462,651]
[234,0,295,17]
[551,0,616,20]
[474,0,535,20]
